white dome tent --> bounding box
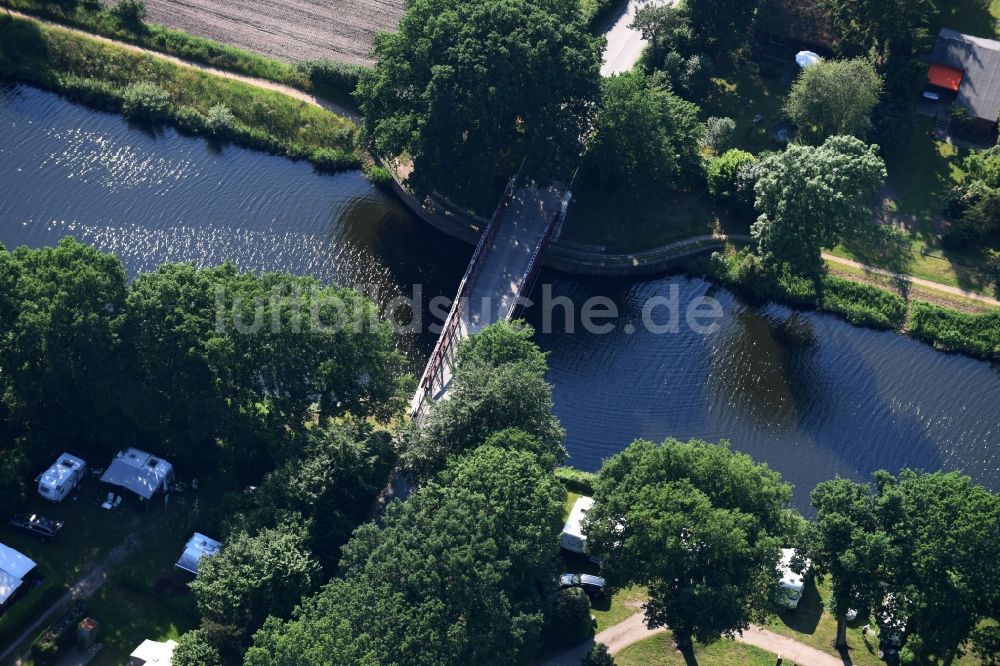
[795,50,822,68]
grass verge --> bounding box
[615,631,777,666]
[0,15,360,171]
[0,0,367,105]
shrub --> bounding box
[707,149,755,201]
[555,467,597,495]
[111,0,147,29]
[297,58,366,101]
[205,103,236,136]
[818,275,906,330]
[310,147,357,172]
[121,81,171,119]
[544,587,593,648]
[583,643,616,666]
[907,301,1000,360]
[703,116,736,153]
[174,105,207,133]
[363,164,393,186]
[173,629,222,666]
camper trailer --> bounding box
[37,453,87,503]
[560,496,594,555]
[775,547,811,609]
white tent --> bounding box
[129,639,177,665]
[0,570,23,607]
[0,543,37,580]
[100,448,175,499]
[796,50,822,68]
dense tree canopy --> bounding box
[236,419,397,572]
[356,0,603,211]
[785,58,883,144]
[876,470,1000,664]
[0,239,404,489]
[404,321,565,482]
[0,238,126,448]
[825,0,935,58]
[684,0,761,50]
[584,438,794,650]
[582,72,703,195]
[245,445,565,665]
[752,135,886,275]
[190,521,321,639]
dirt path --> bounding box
[0,526,149,666]
[6,10,360,122]
[543,612,847,665]
[821,252,1000,307]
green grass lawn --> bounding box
[703,55,793,155]
[0,477,141,649]
[615,631,778,666]
[829,115,1000,297]
[84,511,201,666]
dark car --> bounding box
[558,573,606,598]
[8,513,64,540]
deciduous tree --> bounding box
[357,0,602,212]
[785,58,883,144]
[807,477,891,648]
[752,135,886,275]
[585,438,794,652]
[582,72,703,196]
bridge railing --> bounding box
[505,188,573,320]
[411,170,521,417]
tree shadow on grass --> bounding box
[773,577,823,636]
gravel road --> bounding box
[136,0,404,65]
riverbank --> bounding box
[0,14,360,171]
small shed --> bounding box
[129,639,177,665]
[100,448,175,500]
[175,533,222,575]
[929,29,1000,130]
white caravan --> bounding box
[775,547,811,609]
[37,453,87,503]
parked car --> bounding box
[8,513,65,540]
[558,573,606,598]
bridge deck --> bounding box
[413,181,566,413]
[462,183,565,334]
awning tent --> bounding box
[175,533,222,575]
[0,570,23,606]
[99,449,174,499]
[0,543,37,580]
[928,63,964,91]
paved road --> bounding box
[600,0,669,76]
[543,612,846,666]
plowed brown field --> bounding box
[139,0,404,65]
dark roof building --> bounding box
[929,28,1000,124]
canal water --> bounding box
[3,82,999,509]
